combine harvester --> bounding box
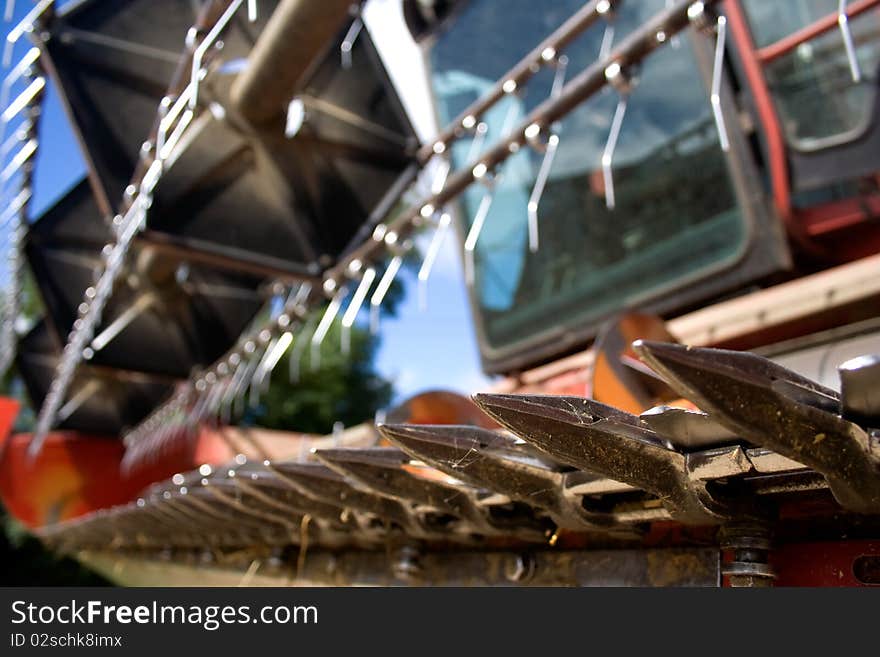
[1,0,879,586]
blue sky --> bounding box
[2,0,493,402]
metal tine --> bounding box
[3,75,46,123]
[633,340,880,513]
[201,371,230,425]
[156,85,194,156]
[640,405,739,450]
[417,211,451,311]
[340,266,376,355]
[0,124,30,164]
[0,137,35,182]
[377,423,624,531]
[248,0,257,22]
[89,292,157,353]
[157,108,194,161]
[4,0,53,68]
[430,158,451,196]
[709,15,729,151]
[190,0,244,109]
[340,14,363,70]
[310,285,347,370]
[471,393,734,524]
[463,121,489,164]
[249,333,280,407]
[369,255,401,334]
[838,354,880,426]
[290,313,318,383]
[56,380,101,423]
[601,81,627,210]
[0,187,29,223]
[440,121,496,288]
[255,329,293,390]
[463,189,494,285]
[199,373,227,427]
[838,0,862,83]
[460,100,524,285]
[525,56,567,253]
[684,4,732,154]
[4,0,15,22]
[1,46,39,112]
[598,20,615,60]
[269,461,429,538]
[526,132,559,252]
[186,380,211,431]
[233,341,265,418]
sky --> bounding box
[1,0,494,402]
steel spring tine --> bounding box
[217,353,244,424]
[369,254,403,334]
[601,95,627,211]
[260,330,294,391]
[250,334,280,407]
[522,54,568,252]
[463,120,489,164]
[0,137,36,182]
[290,314,318,383]
[311,286,347,371]
[709,15,730,151]
[202,374,230,424]
[463,190,494,285]
[417,212,452,311]
[430,158,451,195]
[156,85,193,155]
[341,267,376,355]
[234,345,265,418]
[1,46,39,112]
[190,0,244,109]
[340,14,363,70]
[526,133,559,252]
[598,21,615,60]
[838,0,862,83]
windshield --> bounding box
[428,0,749,368]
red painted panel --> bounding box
[773,540,880,586]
